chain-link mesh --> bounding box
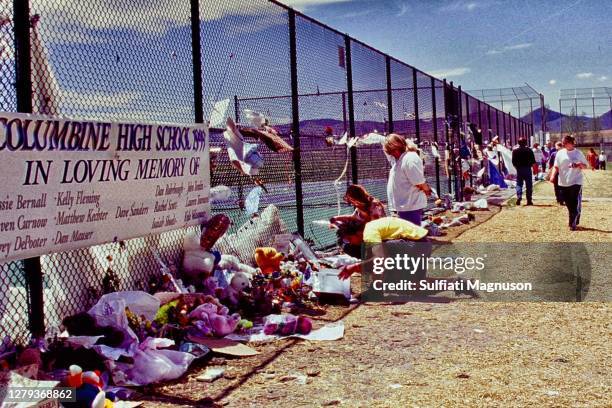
[0,0,527,346]
[349,41,389,210]
[23,0,195,336]
[0,0,29,351]
[490,107,498,138]
[390,60,416,138]
[0,1,15,111]
[294,16,351,248]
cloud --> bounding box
[428,67,471,78]
[598,76,608,81]
[487,43,533,55]
[549,79,557,85]
[396,2,410,16]
[31,1,302,36]
[439,1,489,12]
[576,72,593,79]
[339,9,373,19]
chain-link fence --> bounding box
[0,0,530,348]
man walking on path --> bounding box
[512,138,536,206]
[549,135,588,231]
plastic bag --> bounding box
[111,337,195,386]
[87,291,160,359]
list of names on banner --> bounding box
[0,112,210,262]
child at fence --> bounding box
[330,184,386,227]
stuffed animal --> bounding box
[218,254,258,277]
[188,303,240,337]
[66,365,114,408]
[254,247,284,275]
[182,231,217,279]
[225,272,251,305]
[183,214,230,279]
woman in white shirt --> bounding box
[549,135,588,231]
[383,134,432,226]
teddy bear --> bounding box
[218,254,258,277]
[224,272,251,306]
[254,247,284,275]
[188,302,240,337]
[182,231,217,279]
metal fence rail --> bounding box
[0,0,532,348]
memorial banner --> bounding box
[0,112,210,262]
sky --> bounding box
[2,0,610,125]
[283,0,612,111]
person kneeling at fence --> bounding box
[330,184,386,227]
[336,217,477,300]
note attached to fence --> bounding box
[0,112,210,262]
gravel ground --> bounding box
[140,171,611,408]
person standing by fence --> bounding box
[383,134,432,226]
[512,138,536,206]
[549,135,588,231]
[599,150,607,170]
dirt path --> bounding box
[143,171,611,408]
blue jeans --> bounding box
[515,167,533,202]
[398,209,424,226]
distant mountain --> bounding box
[521,107,611,133]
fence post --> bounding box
[288,9,304,237]
[487,104,492,141]
[495,109,500,138]
[464,92,473,187]
[412,69,420,143]
[431,77,440,195]
[385,56,393,134]
[477,99,482,134]
[457,86,464,201]
[443,79,452,195]
[503,110,507,144]
[233,95,244,204]
[14,0,44,339]
[190,0,204,124]
[344,36,358,184]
